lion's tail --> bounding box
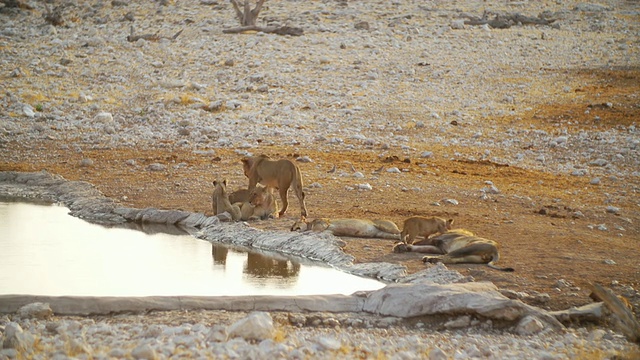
[292,163,305,198]
[487,253,515,272]
[400,228,408,243]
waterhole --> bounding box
[0,201,384,297]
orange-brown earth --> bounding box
[2,68,639,314]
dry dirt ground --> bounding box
[2,68,639,314]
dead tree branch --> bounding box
[126,26,183,42]
[225,0,302,36]
[230,0,266,26]
[222,25,303,36]
[589,283,640,344]
[462,11,557,29]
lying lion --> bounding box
[212,179,277,221]
[291,217,401,240]
[392,229,514,272]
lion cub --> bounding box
[212,179,243,221]
[401,216,453,244]
[213,180,278,221]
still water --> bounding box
[0,202,385,297]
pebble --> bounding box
[296,156,313,163]
[147,163,166,172]
[22,105,35,118]
[93,112,113,123]
[482,185,500,194]
[606,206,620,214]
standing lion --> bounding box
[241,155,308,218]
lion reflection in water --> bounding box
[211,244,300,278]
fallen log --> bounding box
[462,12,557,29]
[589,283,640,344]
[223,25,303,36]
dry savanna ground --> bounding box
[2,67,639,313]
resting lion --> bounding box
[291,217,401,240]
[212,179,243,221]
[242,155,308,218]
[212,180,277,221]
[392,229,514,272]
[246,185,278,220]
[400,216,453,244]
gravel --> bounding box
[1,0,639,358]
[0,0,638,179]
[1,310,638,360]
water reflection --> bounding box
[211,244,300,279]
[0,202,386,296]
[245,252,301,278]
[211,244,228,265]
[117,221,191,236]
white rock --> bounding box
[444,315,471,329]
[16,302,53,319]
[94,112,113,123]
[429,347,448,360]
[515,315,545,335]
[23,105,35,118]
[421,151,433,158]
[605,206,620,214]
[206,325,228,342]
[131,344,157,360]
[588,329,606,341]
[227,312,275,341]
[147,163,166,172]
[356,183,373,191]
[386,167,401,173]
[315,336,341,351]
[555,279,572,288]
[482,185,500,194]
[450,19,466,30]
[296,156,313,163]
[2,323,35,353]
[109,348,127,358]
